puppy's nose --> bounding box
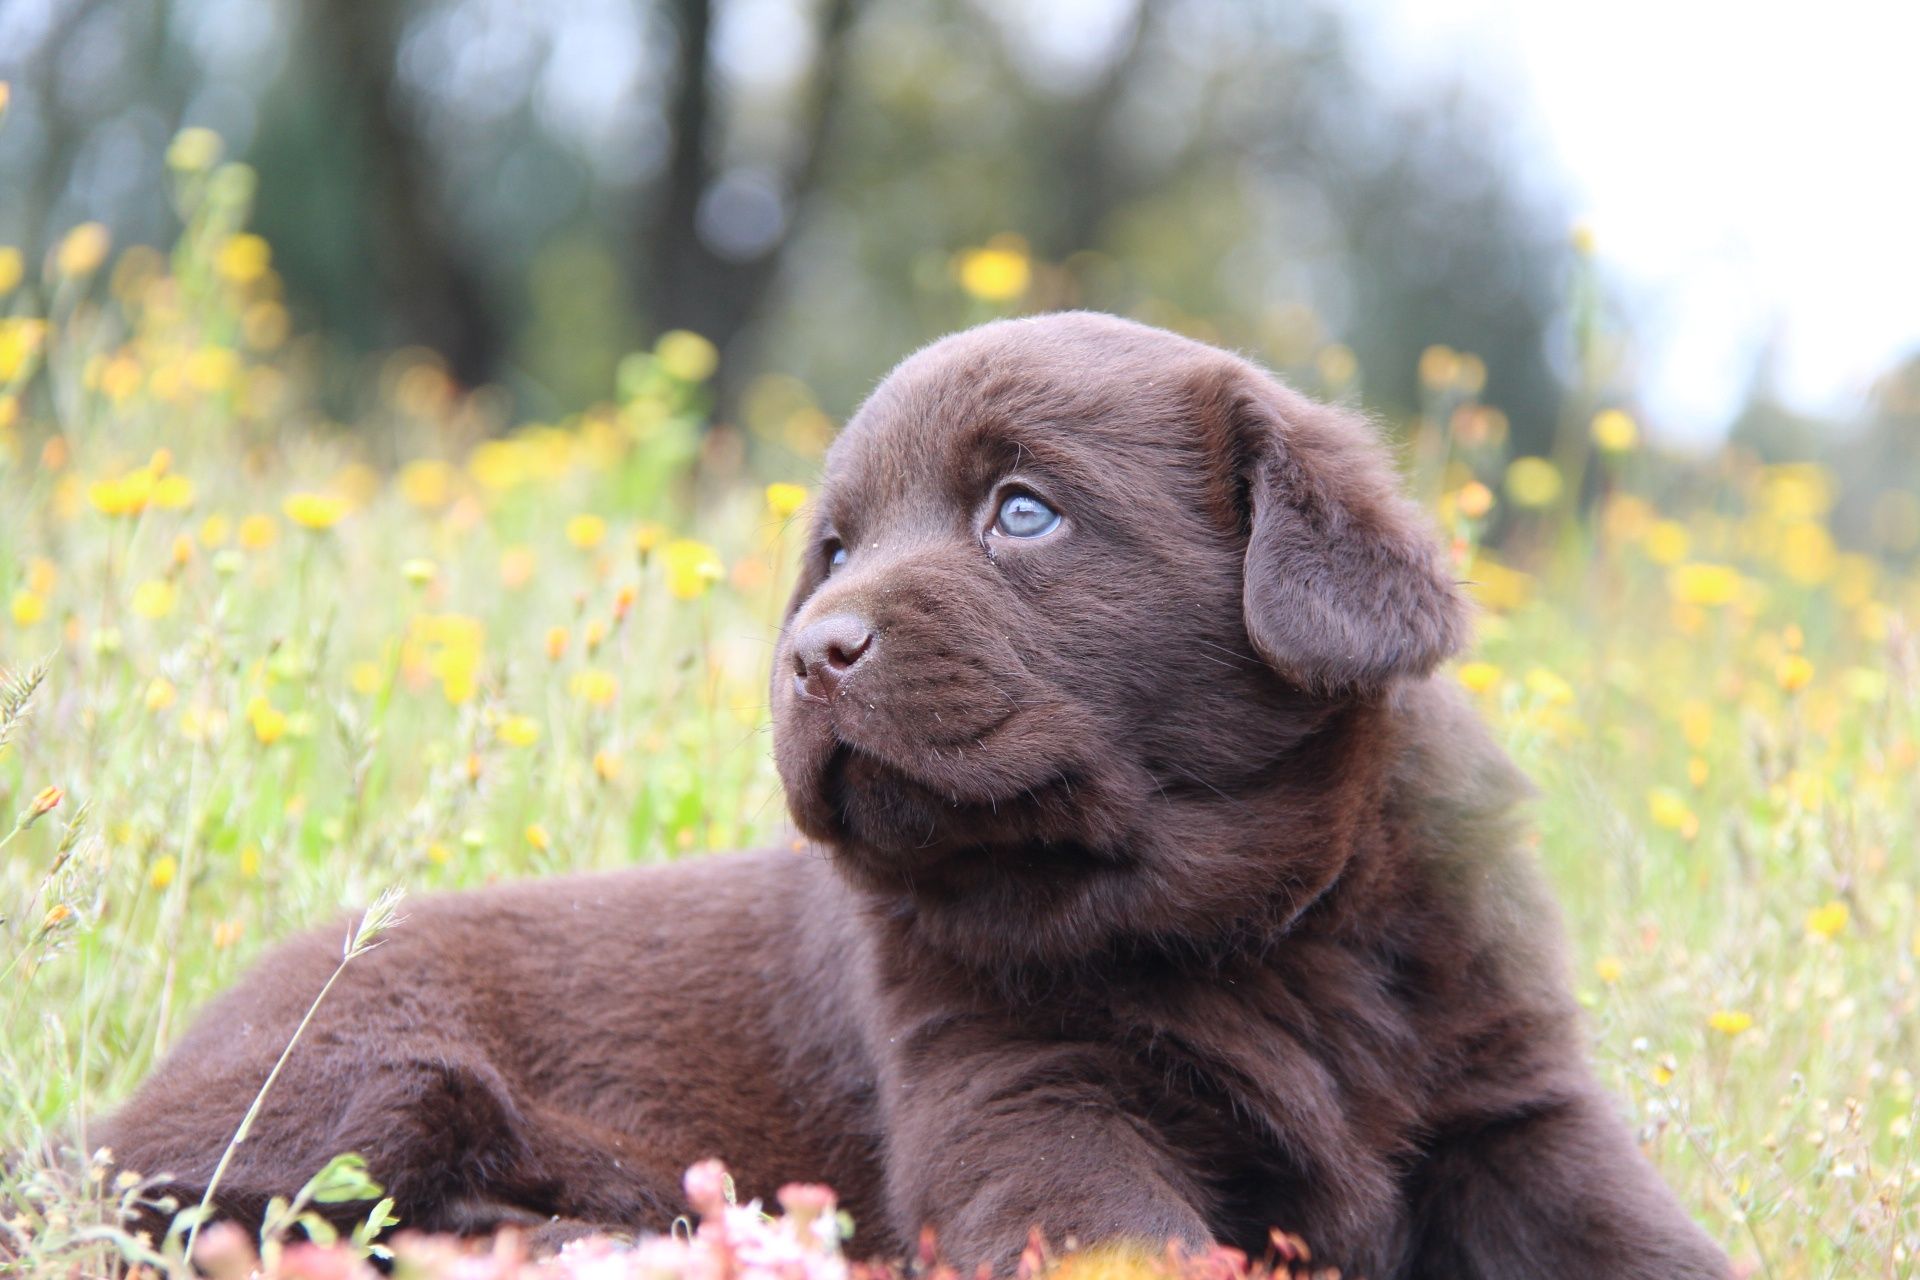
[791,614,874,702]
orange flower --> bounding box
[24,784,64,825]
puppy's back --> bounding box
[94,849,882,1241]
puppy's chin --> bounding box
[790,743,1081,862]
[775,715,1140,891]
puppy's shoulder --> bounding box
[1373,678,1570,1004]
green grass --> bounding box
[1,152,1916,1279]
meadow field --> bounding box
[1,140,1916,1279]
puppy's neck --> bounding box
[849,694,1412,980]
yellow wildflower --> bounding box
[10,588,46,626]
[566,513,608,549]
[663,539,725,600]
[165,126,222,171]
[0,317,47,381]
[955,236,1031,302]
[130,579,177,619]
[765,482,809,520]
[399,459,455,509]
[593,749,621,782]
[239,845,261,877]
[431,644,479,706]
[148,855,179,891]
[656,330,720,383]
[282,492,346,530]
[349,661,384,695]
[1805,900,1849,941]
[1641,520,1690,565]
[55,222,111,276]
[246,696,287,745]
[1418,345,1460,388]
[1504,457,1563,508]
[1455,661,1501,694]
[545,627,570,662]
[144,677,178,712]
[1594,956,1624,985]
[499,715,541,748]
[215,233,271,285]
[1760,463,1833,522]
[524,823,551,851]
[1462,553,1532,612]
[1777,521,1835,585]
[1776,654,1814,692]
[88,468,156,517]
[570,669,618,707]
[152,474,194,509]
[1668,562,1741,607]
[1679,699,1712,749]
[1590,409,1639,452]
[185,347,239,393]
[0,245,21,295]
[1647,787,1694,833]
[1454,481,1494,520]
[1708,1009,1754,1037]
[467,439,532,491]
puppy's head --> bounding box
[772,313,1467,964]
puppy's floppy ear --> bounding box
[1200,361,1469,697]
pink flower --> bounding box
[683,1159,731,1217]
[279,1241,371,1280]
[776,1184,835,1219]
[190,1221,258,1280]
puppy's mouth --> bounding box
[812,739,1140,897]
[796,733,1108,869]
[817,735,1052,835]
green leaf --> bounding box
[305,1152,385,1204]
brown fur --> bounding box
[96,313,1729,1278]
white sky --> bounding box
[1349,0,1920,442]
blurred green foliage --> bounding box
[1,0,1572,442]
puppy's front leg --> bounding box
[881,1040,1211,1272]
[1409,1089,1729,1279]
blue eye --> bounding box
[826,541,848,573]
[994,492,1061,539]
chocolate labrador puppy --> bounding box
[99,313,1728,1278]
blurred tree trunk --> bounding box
[307,0,502,386]
[1042,3,1155,259]
[643,0,859,411]
[23,0,116,255]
